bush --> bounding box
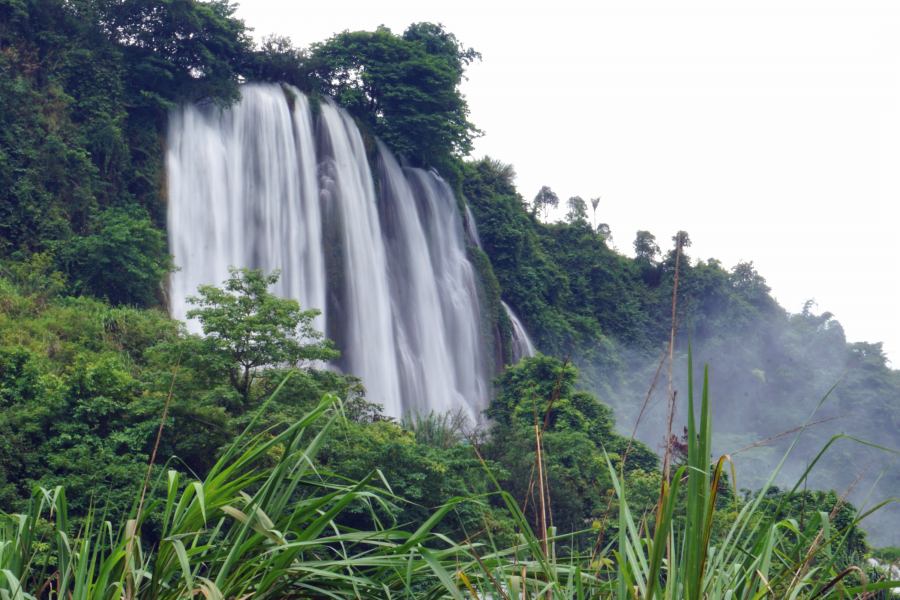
[56,207,175,306]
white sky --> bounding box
[236,1,900,360]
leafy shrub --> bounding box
[56,208,175,306]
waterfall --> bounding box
[462,197,536,365]
[167,84,488,418]
[503,301,536,364]
[315,102,402,412]
[406,167,489,407]
[166,85,326,334]
[464,204,483,250]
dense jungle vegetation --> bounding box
[1,0,899,587]
[461,158,900,544]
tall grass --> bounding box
[2,352,897,600]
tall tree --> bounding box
[590,196,601,227]
[671,230,691,250]
[533,186,559,220]
[633,230,660,263]
[302,24,480,168]
[565,196,588,223]
[596,223,612,242]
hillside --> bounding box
[462,157,900,544]
[2,0,899,549]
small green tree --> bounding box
[565,196,588,223]
[729,261,770,304]
[596,223,612,242]
[186,267,339,403]
[533,186,559,220]
[671,230,691,250]
[633,230,660,263]
[483,355,659,550]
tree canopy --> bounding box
[633,230,660,263]
[533,186,559,219]
[185,267,339,403]
[297,23,480,169]
[1,0,479,302]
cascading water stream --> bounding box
[378,146,464,413]
[167,84,488,418]
[461,199,536,364]
[315,102,402,413]
[167,85,326,334]
[503,301,536,364]
[406,168,489,407]
[464,204,482,250]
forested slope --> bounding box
[1,0,899,547]
[461,157,900,545]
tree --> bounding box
[186,267,339,403]
[104,0,252,107]
[57,208,176,307]
[242,34,307,85]
[633,230,660,263]
[483,355,658,549]
[730,261,770,304]
[663,230,691,267]
[596,223,612,243]
[590,197,601,228]
[401,22,481,81]
[533,186,559,220]
[671,230,691,250]
[565,196,588,223]
[302,24,480,168]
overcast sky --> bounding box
[235,1,900,360]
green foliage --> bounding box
[56,208,175,306]
[241,34,308,85]
[401,22,481,81]
[0,268,503,544]
[319,415,513,543]
[0,269,354,524]
[533,185,559,219]
[565,195,588,224]
[183,267,339,404]
[0,0,249,304]
[0,391,511,600]
[0,0,897,556]
[298,23,480,169]
[400,407,465,450]
[871,546,900,563]
[0,277,182,519]
[2,4,482,307]
[592,355,884,600]
[462,161,635,416]
[750,487,868,557]
[100,0,252,107]
[0,355,888,600]
[484,355,658,549]
[633,229,660,263]
[463,154,900,544]
[1,251,66,299]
